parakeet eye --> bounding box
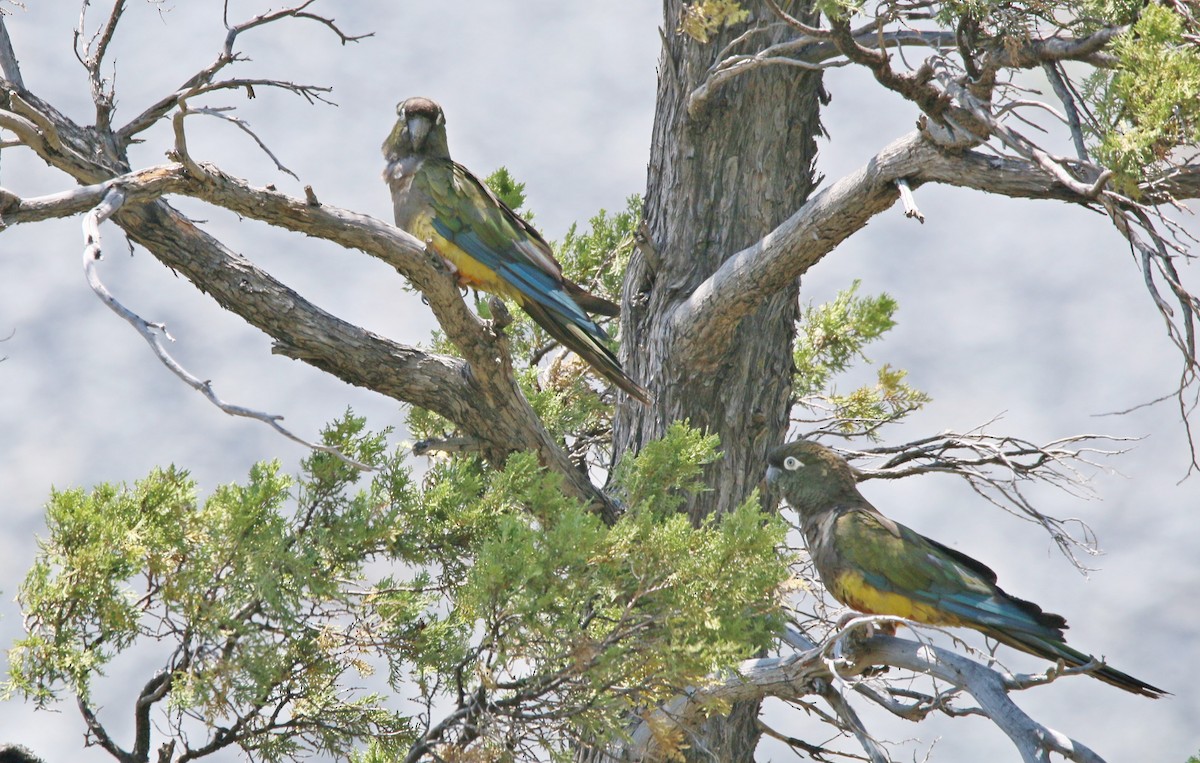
[783,456,803,471]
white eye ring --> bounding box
[783,456,803,471]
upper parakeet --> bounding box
[383,97,649,404]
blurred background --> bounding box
[0,2,1196,761]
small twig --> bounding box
[817,423,1134,569]
[169,101,203,176]
[936,69,1109,199]
[690,47,847,115]
[689,27,956,115]
[1042,61,1089,162]
[116,2,361,144]
[895,178,924,222]
[78,696,133,763]
[764,0,828,37]
[174,103,299,179]
[754,718,842,761]
[81,186,370,469]
[73,0,126,133]
[224,0,372,47]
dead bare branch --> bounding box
[172,102,298,179]
[79,695,133,763]
[617,617,1112,763]
[0,108,615,513]
[854,635,1107,763]
[1042,61,1089,162]
[895,177,924,222]
[116,1,361,144]
[815,424,1133,567]
[81,186,371,469]
[0,11,24,90]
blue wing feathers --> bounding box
[431,218,611,343]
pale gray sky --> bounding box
[1,2,1197,762]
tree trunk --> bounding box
[612,1,825,759]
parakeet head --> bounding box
[766,440,860,513]
[383,96,450,160]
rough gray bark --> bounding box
[609,1,824,759]
[616,0,823,523]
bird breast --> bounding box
[385,155,426,231]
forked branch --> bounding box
[116,1,365,144]
[621,620,1109,763]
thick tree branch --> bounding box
[669,128,1200,370]
[131,671,173,763]
[0,12,24,91]
[81,185,370,469]
[690,12,1126,115]
[78,696,134,763]
[815,681,891,763]
[0,139,611,514]
[857,636,1106,763]
[0,0,607,505]
[2,162,478,420]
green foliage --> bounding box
[815,0,866,23]
[679,0,751,43]
[557,193,640,306]
[484,166,529,216]
[794,279,898,395]
[7,414,418,760]
[611,421,721,516]
[794,280,929,437]
[6,176,918,762]
[7,413,789,761]
[441,439,788,754]
[1077,0,1141,27]
[1088,5,1200,195]
[933,0,1061,35]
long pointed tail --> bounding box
[988,629,1167,698]
[521,300,651,405]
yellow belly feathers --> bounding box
[832,570,962,626]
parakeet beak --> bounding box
[765,465,781,485]
[407,114,433,151]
